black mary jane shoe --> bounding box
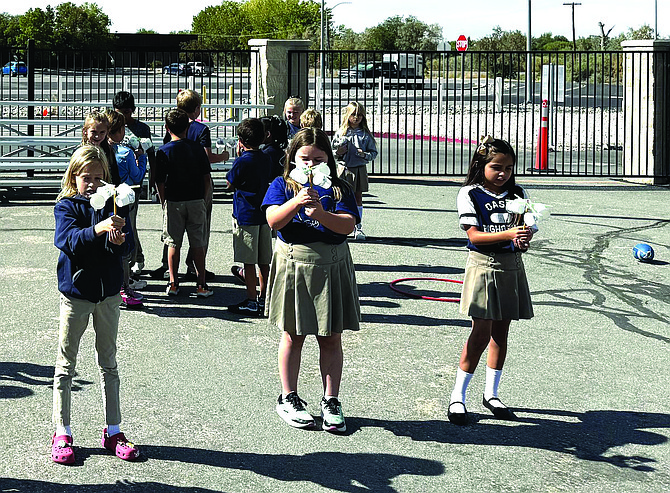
[482,395,517,420]
[447,401,468,426]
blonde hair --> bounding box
[284,97,304,113]
[338,102,373,138]
[81,110,109,144]
[105,108,125,135]
[57,145,110,201]
[176,89,202,114]
[300,108,322,129]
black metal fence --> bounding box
[1,44,260,139]
[289,49,668,179]
[2,45,668,180]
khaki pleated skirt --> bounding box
[267,239,361,335]
[459,250,534,321]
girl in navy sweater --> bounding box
[52,145,139,464]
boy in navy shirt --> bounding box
[155,109,213,298]
[226,118,272,315]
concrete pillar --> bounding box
[247,39,312,118]
[622,40,670,184]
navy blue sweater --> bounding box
[54,195,132,303]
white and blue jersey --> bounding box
[457,184,528,253]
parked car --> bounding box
[2,61,28,77]
[162,63,192,76]
[187,62,211,75]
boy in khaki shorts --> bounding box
[155,109,213,298]
[226,118,272,316]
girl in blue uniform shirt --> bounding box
[448,136,534,426]
[262,128,360,433]
[51,145,139,464]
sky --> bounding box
[5,0,668,42]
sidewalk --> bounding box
[1,176,669,492]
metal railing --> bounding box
[0,46,268,188]
[289,49,666,179]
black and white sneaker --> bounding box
[257,296,266,317]
[320,397,346,432]
[276,392,315,428]
[227,298,259,315]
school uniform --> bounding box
[457,184,534,321]
[262,177,361,335]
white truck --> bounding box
[382,53,424,78]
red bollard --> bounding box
[534,99,549,171]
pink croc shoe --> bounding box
[51,434,75,464]
[102,428,140,461]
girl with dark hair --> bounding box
[448,135,534,426]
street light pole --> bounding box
[526,0,532,102]
[319,0,325,110]
[563,2,581,51]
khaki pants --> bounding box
[53,293,122,427]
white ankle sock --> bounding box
[55,425,71,437]
[484,366,503,401]
[450,368,474,405]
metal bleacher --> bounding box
[0,100,273,191]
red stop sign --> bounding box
[456,35,468,52]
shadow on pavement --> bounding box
[135,449,443,492]
[0,479,219,492]
[0,361,92,399]
[348,408,669,472]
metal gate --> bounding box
[289,49,667,179]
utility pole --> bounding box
[563,2,581,51]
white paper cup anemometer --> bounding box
[90,184,115,210]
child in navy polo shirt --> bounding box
[225,118,272,316]
[155,109,213,298]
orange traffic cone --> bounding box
[534,99,549,171]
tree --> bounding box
[474,26,526,51]
[533,32,569,50]
[330,26,360,51]
[17,7,56,49]
[191,0,321,51]
[626,24,655,40]
[361,16,403,51]
[0,14,21,47]
[397,16,442,51]
[53,2,113,51]
[136,28,158,34]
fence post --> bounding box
[622,40,670,184]
[27,39,36,174]
[247,39,311,118]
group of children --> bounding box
[51,90,535,464]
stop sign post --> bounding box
[456,35,468,51]
[455,35,468,101]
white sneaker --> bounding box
[128,278,147,290]
[276,392,315,428]
[321,397,346,432]
[353,227,366,241]
[130,262,144,276]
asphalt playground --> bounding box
[1,176,669,492]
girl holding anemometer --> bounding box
[448,136,534,426]
[51,145,139,464]
[333,102,377,241]
[263,128,360,433]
